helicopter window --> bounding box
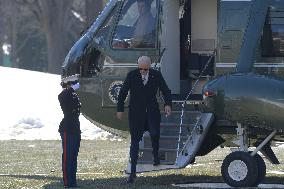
[81,49,103,77]
[112,0,157,49]
[93,11,115,47]
[80,13,115,78]
[262,24,284,57]
[262,9,284,57]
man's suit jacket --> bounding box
[117,69,172,135]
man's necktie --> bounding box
[142,75,147,85]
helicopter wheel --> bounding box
[221,151,258,187]
[252,153,266,186]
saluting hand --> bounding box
[117,112,124,120]
[164,105,171,117]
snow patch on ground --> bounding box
[0,66,119,140]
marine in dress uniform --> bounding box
[58,74,81,188]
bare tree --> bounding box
[0,0,45,69]
[9,0,103,73]
[38,0,73,74]
[0,1,4,66]
[85,0,103,27]
[0,0,21,68]
[7,1,20,68]
[19,0,84,74]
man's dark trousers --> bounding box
[129,117,160,174]
[60,132,81,187]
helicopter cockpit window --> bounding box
[93,11,115,47]
[80,11,115,77]
[112,0,157,49]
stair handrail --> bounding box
[176,50,216,160]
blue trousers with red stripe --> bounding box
[60,132,81,187]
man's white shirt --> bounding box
[141,73,149,85]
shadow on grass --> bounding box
[0,174,60,181]
[42,174,284,189]
[0,174,283,188]
[42,174,222,189]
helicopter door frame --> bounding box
[98,0,161,108]
[160,0,181,94]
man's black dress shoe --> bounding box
[126,173,136,184]
[64,185,79,188]
[153,158,160,166]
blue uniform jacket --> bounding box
[58,88,81,134]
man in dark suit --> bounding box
[117,56,172,184]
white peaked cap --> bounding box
[61,74,80,84]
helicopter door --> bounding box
[188,0,217,95]
[99,0,160,108]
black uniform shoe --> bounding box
[126,173,136,184]
[153,158,160,166]
[64,185,79,188]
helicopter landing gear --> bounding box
[253,152,266,186]
[221,124,276,187]
[221,151,266,187]
[221,151,258,187]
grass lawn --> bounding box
[0,140,283,189]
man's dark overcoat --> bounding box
[117,68,172,136]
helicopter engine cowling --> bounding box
[202,73,284,131]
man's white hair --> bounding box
[138,56,151,65]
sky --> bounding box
[0,66,118,140]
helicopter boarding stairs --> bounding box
[126,109,214,173]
